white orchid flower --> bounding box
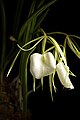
[56,62,74,89]
[30,52,56,79]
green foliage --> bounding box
[0,0,58,118]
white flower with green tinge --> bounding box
[56,62,74,89]
[30,52,56,79]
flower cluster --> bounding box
[30,52,74,89]
[7,30,80,102]
[7,31,79,98]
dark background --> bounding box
[1,0,80,119]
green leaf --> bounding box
[36,0,45,9]
[28,0,36,17]
[18,0,57,40]
[34,9,49,31]
[19,47,36,113]
[7,50,21,77]
[0,0,6,69]
[13,0,24,37]
[67,36,80,59]
[23,0,37,44]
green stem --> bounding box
[41,29,47,53]
[47,36,67,65]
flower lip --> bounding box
[30,52,56,79]
[56,62,74,89]
[30,53,43,79]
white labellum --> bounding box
[56,62,74,89]
[30,52,56,79]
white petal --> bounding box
[30,53,43,79]
[30,52,56,79]
[42,52,56,76]
[56,62,74,89]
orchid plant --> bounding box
[7,29,80,102]
[1,0,80,119]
